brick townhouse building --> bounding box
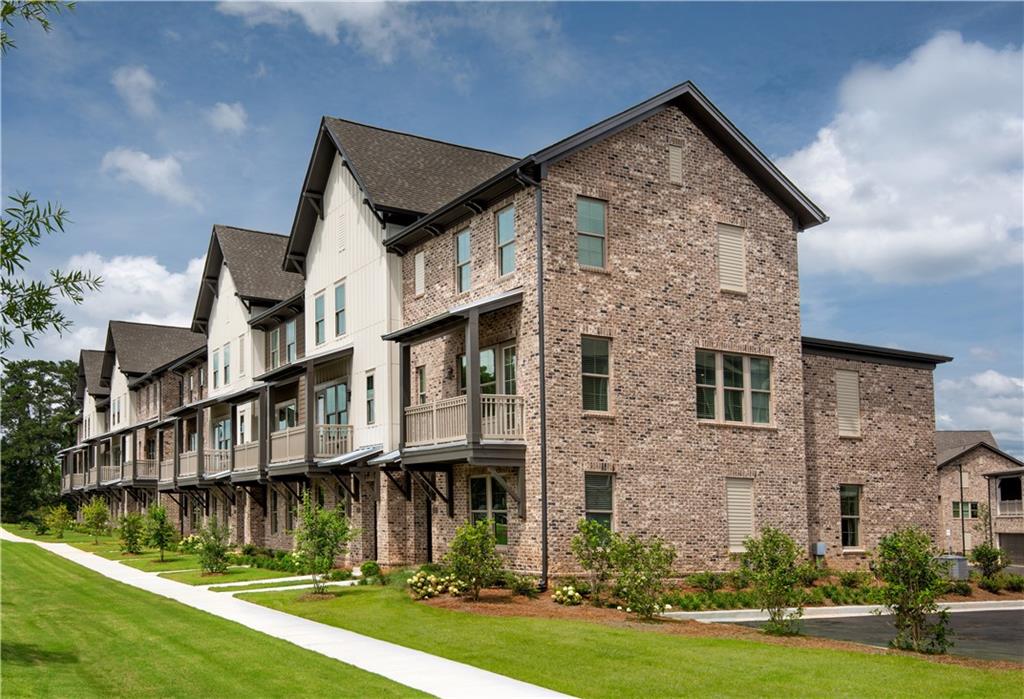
[61,81,955,577]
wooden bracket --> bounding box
[383,469,411,501]
[332,472,359,502]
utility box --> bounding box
[813,542,827,557]
[938,554,969,580]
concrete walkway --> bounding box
[2,529,571,699]
[664,599,1024,623]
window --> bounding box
[457,348,498,395]
[213,418,232,451]
[212,350,220,389]
[198,365,204,387]
[270,489,279,534]
[584,473,613,529]
[314,293,326,345]
[222,342,231,384]
[717,223,746,293]
[315,482,325,508]
[275,400,297,431]
[668,144,683,184]
[285,491,296,531]
[414,252,425,295]
[502,346,517,395]
[997,476,1023,516]
[581,336,610,412]
[952,501,979,519]
[416,366,427,404]
[496,205,515,276]
[238,335,246,377]
[366,373,376,424]
[285,320,296,363]
[334,283,346,336]
[270,328,280,369]
[577,197,607,268]
[316,383,348,425]
[726,477,754,552]
[238,413,247,444]
[695,351,771,425]
[469,475,508,545]
[840,484,862,548]
[455,229,471,293]
[836,370,861,437]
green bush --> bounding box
[874,528,953,654]
[118,512,145,554]
[796,561,825,587]
[945,579,971,596]
[969,542,1006,579]
[294,491,354,594]
[838,570,870,589]
[144,505,177,561]
[571,519,619,606]
[612,533,676,619]
[552,584,583,606]
[741,527,804,635]
[504,571,539,598]
[687,572,725,594]
[44,503,73,538]
[408,568,465,599]
[81,497,110,544]
[444,519,503,600]
[978,575,1003,593]
[1003,573,1024,593]
[196,519,229,575]
[360,560,382,579]
[725,569,750,591]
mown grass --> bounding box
[0,541,425,698]
[209,579,314,593]
[159,566,292,586]
[119,553,201,572]
[244,583,1024,698]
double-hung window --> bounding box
[952,501,979,519]
[695,350,771,425]
[238,335,246,377]
[840,484,862,548]
[334,282,346,336]
[469,475,508,545]
[577,197,607,268]
[584,473,613,528]
[285,320,296,363]
[314,293,326,345]
[416,366,427,404]
[222,343,231,384]
[270,328,280,369]
[212,350,221,389]
[496,205,515,276]
[582,336,610,412]
[365,373,375,424]
[455,229,471,293]
[275,400,297,431]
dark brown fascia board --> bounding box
[168,346,208,375]
[248,292,304,329]
[190,227,225,332]
[801,336,953,369]
[939,443,1024,470]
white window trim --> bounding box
[455,229,471,294]
[469,474,509,547]
[696,350,773,427]
[334,280,347,337]
[496,204,516,277]
[576,196,608,271]
[313,291,326,346]
[581,335,612,414]
[584,472,614,529]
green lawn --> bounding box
[244,584,1023,698]
[119,553,201,572]
[159,566,293,585]
[6,525,117,547]
[0,542,424,698]
[209,579,315,593]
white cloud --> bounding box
[100,148,200,209]
[968,346,999,362]
[206,101,248,134]
[937,369,1024,454]
[780,32,1023,284]
[111,65,158,117]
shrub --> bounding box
[118,512,145,554]
[838,570,870,589]
[359,560,382,579]
[505,571,539,598]
[408,569,464,599]
[725,569,750,591]
[612,533,676,619]
[978,575,1003,593]
[196,519,229,575]
[969,542,1006,579]
[178,534,202,554]
[144,505,177,561]
[1003,573,1024,593]
[44,503,73,539]
[82,497,110,544]
[326,568,353,582]
[444,519,503,600]
[945,579,971,596]
[571,519,619,605]
[687,572,725,594]
[293,491,354,594]
[796,561,825,587]
[741,527,804,635]
[874,528,953,654]
[552,585,583,606]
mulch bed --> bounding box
[422,589,1022,671]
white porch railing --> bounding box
[135,458,158,479]
[71,473,84,488]
[481,395,525,440]
[998,500,1023,516]
[101,464,120,483]
[404,395,525,447]
[159,458,174,482]
[205,449,231,474]
[233,442,259,471]
[270,425,305,464]
[315,424,353,459]
[179,451,198,477]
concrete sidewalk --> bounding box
[664,599,1024,623]
[2,529,572,699]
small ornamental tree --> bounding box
[81,497,109,544]
[571,518,620,605]
[874,528,953,654]
[969,541,1006,580]
[197,518,229,575]
[612,533,677,619]
[144,505,176,562]
[445,519,503,600]
[741,526,804,635]
[118,512,145,554]
[294,490,354,594]
[44,502,72,538]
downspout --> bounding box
[515,166,549,591]
[958,463,966,556]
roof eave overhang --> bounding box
[939,443,1024,470]
[248,292,305,330]
[802,336,953,369]
[190,228,224,333]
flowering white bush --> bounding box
[552,585,583,606]
[178,534,202,554]
[408,570,465,599]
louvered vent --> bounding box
[717,224,746,292]
[836,370,861,437]
[726,477,754,551]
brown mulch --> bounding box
[422,589,1022,672]
[297,593,335,602]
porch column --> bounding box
[172,418,180,484]
[229,402,238,472]
[196,409,205,478]
[258,387,269,472]
[131,428,138,480]
[466,309,481,445]
[399,343,410,449]
[304,360,316,463]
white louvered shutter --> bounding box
[726,477,754,551]
[336,209,346,252]
[717,224,746,292]
[836,370,861,437]
[414,252,425,295]
[669,145,683,185]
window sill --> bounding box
[841,548,867,555]
[698,420,777,431]
[582,410,616,420]
[839,434,862,440]
[720,288,748,297]
[578,264,610,275]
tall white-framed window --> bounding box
[314,292,326,345]
[270,328,280,369]
[212,349,221,389]
[414,252,425,296]
[496,205,515,276]
[238,412,247,444]
[222,342,231,384]
[365,372,376,425]
[840,484,862,548]
[469,475,508,546]
[455,229,471,293]
[416,366,427,404]
[457,341,517,396]
[285,320,297,363]
[334,282,346,336]
[577,197,607,269]
[581,336,610,412]
[584,473,613,529]
[238,334,246,377]
[695,350,771,425]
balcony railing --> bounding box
[85,467,96,485]
[179,451,198,477]
[233,441,259,471]
[315,424,353,459]
[159,458,174,482]
[62,474,71,491]
[100,464,121,483]
[135,458,158,479]
[405,395,524,447]
[71,473,84,488]
[270,425,305,464]
[998,499,1023,516]
[205,449,231,475]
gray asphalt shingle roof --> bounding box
[80,349,108,397]
[106,321,206,376]
[323,117,518,215]
[214,226,304,301]
[935,430,999,466]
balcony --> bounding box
[61,474,71,491]
[315,424,354,459]
[233,442,259,472]
[205,449,231,475]
[270,425,305,464]
[998,500,1023,517]
[135,458,158,479]
[159,458,174,482]
[71,473,84,488]
[100,464,121,483]
[179,451,198,477]
[405,395,524,446]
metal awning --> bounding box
[167,382,265,416]
[367,449,401,466]
[315,444,383,468]
[382,288,522,344]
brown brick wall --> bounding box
[938,450,1023,553]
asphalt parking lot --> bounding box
[743,610,1024,662]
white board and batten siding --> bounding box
[304,153,402,452]
[717,223,747,293]
[835,370,862,438]
[726,477,754,552]
[206,264,258,438]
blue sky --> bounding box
[3,2,1022,454]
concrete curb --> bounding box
[664,599,1024,623]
